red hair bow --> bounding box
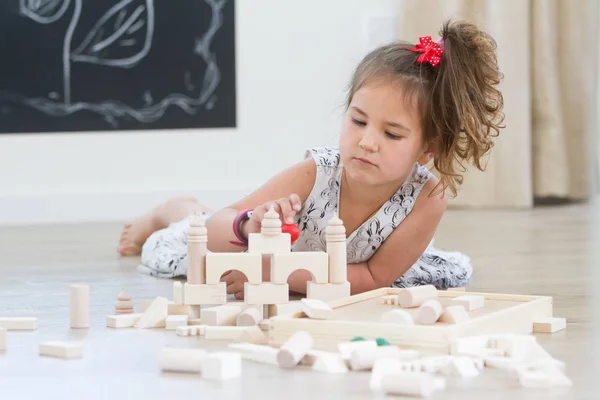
[408,36,443,67]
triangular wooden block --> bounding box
[134,297,168,328]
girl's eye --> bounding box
[352,118,366,126]
[386,132,402,140]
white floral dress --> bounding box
[139,147,472,288]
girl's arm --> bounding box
[205,158,316,253]
[285,178,447,295]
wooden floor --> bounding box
[0,202,598,399]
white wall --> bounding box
[0,0,402,225]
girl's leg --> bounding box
[118,197,213,256]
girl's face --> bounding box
[339,80,428,188]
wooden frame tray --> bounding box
[267,287,553,353]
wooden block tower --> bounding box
[180,206,351,310]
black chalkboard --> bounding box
[0,0,236,133]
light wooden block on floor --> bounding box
[176,325,205,337]
[134,297,168,329]
[39,341,84,359]
[165,315,189,330]
[0,327,5,351]
[106,313,141,328]
[0,317,38,330]
[201,304,243,326]
[201,352,242,380]
[533,317,567,333]
[158,347,207,373]
[270,252,329,284]
[306,281,350,302]
[205,326,255,340]
[300,298,332,320]
[244,283,289,305]
[184,283,227,305]
[205,253,262,284]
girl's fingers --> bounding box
[288,193,302,212]
[234,291,244,300]
[275,198,295,224]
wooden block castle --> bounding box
[181,206,351,310]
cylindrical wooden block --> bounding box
[158,348,207,373]
[350,345,403,371]
[326,214,347,283]
[276,330,313,368]
[397,285,438,308]
[380,371,437,397]
[237,308,263,326]
[187,216,207,285]
[70,284,90,329]
[416,299,443,324]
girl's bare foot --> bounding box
[117,196,213,256]
[118,212,159,256]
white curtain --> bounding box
[397,0,599,208]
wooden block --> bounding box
[205,253,262,284]
[267,301,302,318]
[134,297,168,328]
[201,304,243,326]
[39,341,84,359]
[176,325,205,337]
[233,325,268,344]
[237,308,263,326]
[244,283,289,305]
[204,326,253,340]
[311,352,348,373]
[277,330,313,368]
[416,299,443,325]
[167,304,190,316]
[451,295,485,311]
[397,285,438,308]
[270,252,328,284]
[533,317,566,333]
[188,318,203,326]
[184,283,227,305]
[306,281,350,302]
[0,317,38,330]
[380,309,414,325]
[259,320,270,331]
[0,327,5,351]
[248,232,291,255]
[69,284,90,329]
[165,315,189,330]
[158,347,207,373]
[300,298,332,319]
[380,371,441,397]
[381,295,399,305]
[173,281,183,305]
[350,346,419,371]
[227,343,278,365]
[106,313,141,328]
[439,305,470,324]
[338,339,378,360]
[201,352,242,380]
[447,287,466,292]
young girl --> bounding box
[118,20,504,299]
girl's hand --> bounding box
[221,270,248,299]
[243,194,302,237]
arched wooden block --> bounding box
[205,253,262,284]
[271,252,328,284]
